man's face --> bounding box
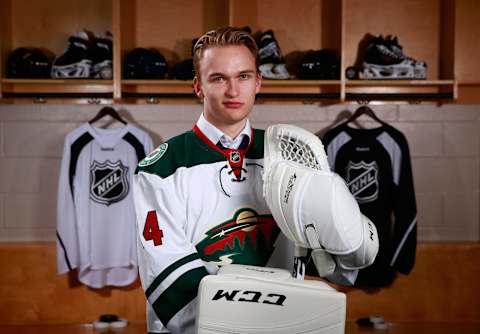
[193,45,261,131]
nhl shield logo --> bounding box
[346,161,379,203]
[90,160,129,206]
[229,151,241,163]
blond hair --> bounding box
[193,26,259,78]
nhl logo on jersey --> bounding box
[229,151,241,163]
[90,160,129,206]
[346,160,379,203]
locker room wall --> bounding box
[0,242,478,324]
[0,103,479,325]
[0,103,478,242]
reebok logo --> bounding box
[367,221,375,241]
[283,173,297,204]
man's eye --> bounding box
[213,77,224,82]
[240,74,250,80]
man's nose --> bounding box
[226,79,239,97]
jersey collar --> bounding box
[196,113,251,149]
[85,122,131,149]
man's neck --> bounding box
[205,116,246,140]
[220,123,246,139]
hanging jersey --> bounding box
[316,123,417,287]
[134,127,295,334]
[56,122,153,288]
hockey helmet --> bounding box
[6,47,52,78]
[123,48,168,79]
[173,58,195,80]
[298,49,339,80]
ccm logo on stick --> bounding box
[212,289,286,306]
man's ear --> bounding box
[193,76,203,99]
[255,71,262,94]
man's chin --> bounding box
[223,107,251,119]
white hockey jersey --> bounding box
[134,121,295,334]
[56,122,153,288]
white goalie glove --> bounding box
[196,264,346,334]
[263,124,379,279]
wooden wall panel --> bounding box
[343,0,441,79]
[454,0,480,82]
[0,243,145,325]
[231,0,325,54]
[0,242,479,324]
[132,0,228,65]
[0,0,12,98]
[337,242,480,322]
[439,0,455,79]
[10,0,112,56]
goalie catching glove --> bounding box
[263,124,379,277]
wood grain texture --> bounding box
[0,242,479,324]
[327,242,480,322]
[454,0,480,82]
[0,243,145,325]
[9,0,112,56]
[343,0,441,79]
[129,0,229,65]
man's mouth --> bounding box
[223,101,244,108]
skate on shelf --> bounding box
[346,34,427,80]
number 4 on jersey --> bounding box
[143,211,164,246]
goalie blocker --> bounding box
[263,124,379,280]
[196,264,346,334]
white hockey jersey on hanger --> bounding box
[56,122,153,288]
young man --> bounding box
[133,27,295,334]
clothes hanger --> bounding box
[344,105,386,125]
[89,106,127,125]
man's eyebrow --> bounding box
[208,70,256,78]
[208,72,225,78]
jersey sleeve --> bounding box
[390,136,417,274]
[56,135,79,274]
[133,170,209,334]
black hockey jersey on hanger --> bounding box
[319,123,417,287]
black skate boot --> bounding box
[257,30,290,79]
[90,32,113,79]
[385,35,427,79]
[51,31,92,79]
[362,35,424,79]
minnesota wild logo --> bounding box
[138,143,168,167]
[196,208,280,266]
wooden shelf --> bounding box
[1,79,113,94]
[0,79,113,104]
[0,79,460,103]
[122,79,193,95]
[345,79,456,102]
[258,80,341,101]
[261,80,340,93]
[120,79,342,99]
[346,79,455,92]
[1,0,478,104]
